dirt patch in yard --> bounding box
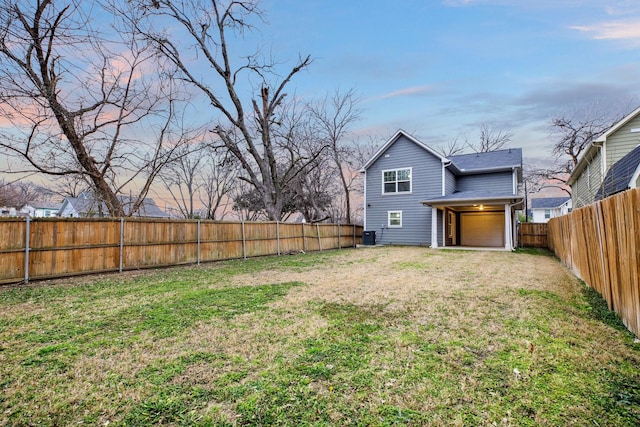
[229,246,578,309]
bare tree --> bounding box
[0,179,38,207]
[161,143,207,219]
[199,147,239,220]
[473,123,513,153]
[523,108,627,196]
[436,136,466,157]
[132,0,324,221]
[308,89,362,223]
[550,114,620,170]
[0,1,189,216]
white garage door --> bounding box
[460,212,504,247]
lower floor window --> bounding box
[388,211,402,227]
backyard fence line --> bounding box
[547,187,640,337]
[0,218,363,285]
[517,222,548,248]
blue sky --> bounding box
[254,0,640,164]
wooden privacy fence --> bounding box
[518,222,548,247]
[0,218,363,285]
[547,188,640,337]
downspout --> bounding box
[442,160,451,196]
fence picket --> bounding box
[0,218,363,285]
[548,188,640,337]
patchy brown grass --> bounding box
[1,246,639,426]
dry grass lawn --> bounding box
[1,246,639,426]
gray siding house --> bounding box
[58,192,171,218]
[361,130,523,250]
[568,105,640,207]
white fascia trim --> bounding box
[363,170,367,230]
[629,164,640,189]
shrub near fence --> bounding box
[0,218,363,285]
[548,187,640,337]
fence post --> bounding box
[317,223,322,252]
[241,219,247,260]
[302,223,307,253]
[24,217,30,284]
[353,224,356,248]
[338,223,341,249]
[276,221,281,256]
[197,220,201,265]
[119,217,124,272]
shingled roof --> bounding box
[530,197,571,209]
[448,148,523,174]
[595,144,640,201]
[59,193,171,218]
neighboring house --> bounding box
[530,197,571,223]
[594,144,640,201]
[361,130,523,249]
[20,201,62,218]
[58,192,171,218]
[568,105,640,208]
[0,206,17,217]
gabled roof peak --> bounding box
[360,129,447,170]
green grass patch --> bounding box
[1,248,639,426]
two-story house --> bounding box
[567,105,640,208]
[361,130,523,249]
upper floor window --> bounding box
[383,168,411,194]
[544,209,551,219]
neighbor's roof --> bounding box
[594,144,640,201]
[448,148,523,174]
[26,200,62,210]
[530,197,571,209]
[422,190,523,206]
[60,194,171,218]
[568,105,640,186]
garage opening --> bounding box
[460,212,504,247]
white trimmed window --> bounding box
[383,168,411,194]
[544,209,551,219]
[388,211,402,228]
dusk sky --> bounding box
[3,0,640,205]
[255,0,640,165]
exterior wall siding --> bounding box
[605,115,640,169]
[445,168,456,194]
[364,135,443,245]
[456,171,513,193]
[572,150,603,208]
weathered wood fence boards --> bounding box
[547,188,640,337]
[518,222,548,247]
[0,218,363,284]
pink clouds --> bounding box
[571,19,640,47]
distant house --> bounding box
[530,197,571,223]
[594,144,640,201]
[0,206,17,217]
[20,201,62,218]
[361,130,523,249]
[568,106,640,208]
[58,192,171,218]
